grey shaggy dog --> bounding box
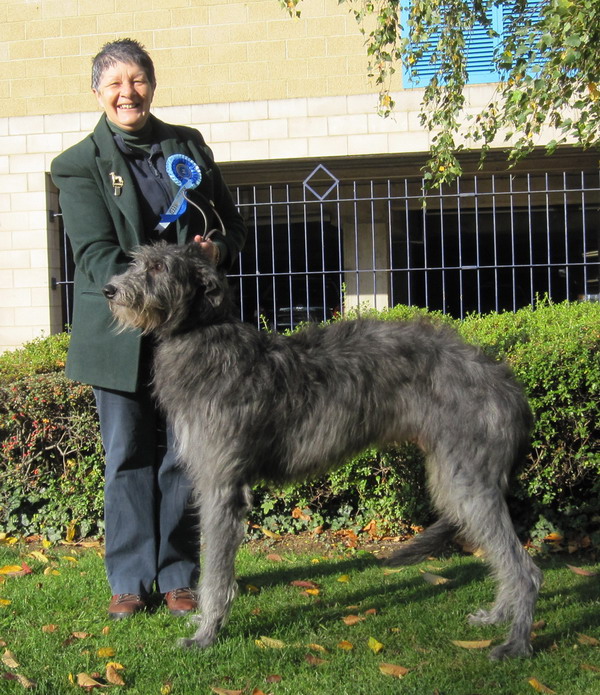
[103,241,542,660]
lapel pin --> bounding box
[109,172,124,197]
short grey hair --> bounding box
[91,38,156,90]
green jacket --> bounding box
[51,114,246,392]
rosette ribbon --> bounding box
[156,154,202,231]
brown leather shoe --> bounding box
[164,587,197,616]
[108,593,146,619]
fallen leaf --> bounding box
[42,624,59,633]
[65,523,77,543]
[290,580,319,589]
[265,674,282,683]
[244,584,260,594]
[291,507,311,521]
[15,673,35,688]
[0,599,11,606]
[452,639,493,649]
[337,640,354,650]
[368,636,384,653]
[76,672,108,688]
[420,571,450,585]
[567,565,598,577]
[101,626,110,635]
[305,653,327,666]
[97,647,116,658]
[265,553,283,562]
[2,649,19,668]
[210,688,243,695]
[307,643,328,653]
[43,567,60,576]
[106,663,125,686]
[260,528,280,539]
[258,636,286,649]
[379,662,409,678]
[528,677,556,694]
[342,614,366,626]
[337,574,350,583]
[364,608,378,616]
[251,690,268,695]
[581,663,600,672]
[71,632,90,640]
[0,565,24,575]
[303,588,320,596]
[160,682,173,695]
[62,556,79,563]
[28,551,48,564]
[577,633,600,646]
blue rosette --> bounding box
[156,154,202,230]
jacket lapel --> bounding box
[92,117,144,247]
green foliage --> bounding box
[0,331,69,384]
[280,1,600,186]
[0,355,103,541]
[1,300,599,544]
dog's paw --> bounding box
[489,641,532,661]
[468,609,494,625]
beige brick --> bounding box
[41,0,78,19]
[270,137,309,159]
[0,22,25,42]
[0,288,31,308]
[287,77,328,99]
[191,102,232,124]
[11,78,45,100]
[171,6,210,27]
[308,135,348,157]
[267,18,306,40]
[154,28,192,49]
[0,135,26,156]
[0,173,27,194]
[286,37,326,60]
[327,75,370,97]
[209,141,231,163]
[209,42,248,65]
[13,267,49,289]
[96,13,135,34]
[0,99,26,118]
[250,118,287,141]
[348,132,389,155]
[289,115,327,138]
[208,3,249,25]
[134,10,172,30]
[388,130,431,153]
[209,81,250,104]
[79,0,116,16]
[191,24,231,46]
[61,16,97,36]
[211,121,249,143]
[44,112,81,133]
[9,39,44,61]
[230,100,268,122]
[307,95,347,117]
[246,0,285,22]
[0,191,8,208]
[27,19,62,40]
[326,35,363,57]
[247,40,286,63]
[44,36,81,58]
[328,114,368,136]
[14,306,51,327]
[7,2,42,22]
[367,111,409,134]
[306,55,347,78]
[28,96,66,117]
[26,57,63,80]
[170,45,210,67]
[230,139,269,161]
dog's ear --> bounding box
[203,274,225,308]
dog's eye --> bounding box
[150,261,165,273]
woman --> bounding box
[51,39,247,619]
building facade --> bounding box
[1,0,597,350]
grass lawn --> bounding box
[0,539,598,694]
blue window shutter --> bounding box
[403,3,502,87]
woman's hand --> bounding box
[193,235,221,266]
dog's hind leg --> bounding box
[437,480,542,660]
[382,518,457,566]
[179,482,252,649]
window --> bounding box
[403,1,542,87]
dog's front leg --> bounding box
[179,482,251,649]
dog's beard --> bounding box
[109,301,164,335]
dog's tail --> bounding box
[382,518,457,566]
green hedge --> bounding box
[0,301,598,544]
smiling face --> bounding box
[93,61,155,132]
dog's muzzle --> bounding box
[103,284,117,300]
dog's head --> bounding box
[103,241,230,338]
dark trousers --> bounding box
[93,385,200,596]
